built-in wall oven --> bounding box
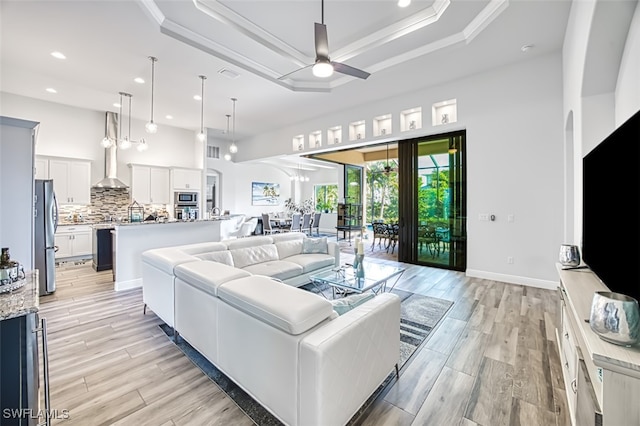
[174,192,199,220]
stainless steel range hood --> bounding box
[93,111,128,189]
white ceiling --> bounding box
[0,0,571,144]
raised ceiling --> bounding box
[0,0,571,141]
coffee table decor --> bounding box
[310,262,405,299]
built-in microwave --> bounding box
[175,191,198,205]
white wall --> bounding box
[563,0,640,248]
[616,2,640,123]
[238,52,566,288]
[0,93,201,186]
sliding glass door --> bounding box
[398,131,466,270]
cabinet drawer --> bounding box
[561,306,578,380]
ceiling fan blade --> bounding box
[277,63,313,80]
[314,22,329,59]
[332,61,371,80]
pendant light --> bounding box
[197,75,206,142]
[145,56,158,134]
[224,114,232,161]
[100,92,147,151]
[229,97,238,154]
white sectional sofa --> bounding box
[141,233,402,425]
[140,233,340,327]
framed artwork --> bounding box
[252,182,280,205]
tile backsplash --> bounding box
[58,188,171,224]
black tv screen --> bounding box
[582,108,640,302]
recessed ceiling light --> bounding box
[398,0,411,7]
[134,77,145,84]
[166,115,173,120]
[46,88,57,93]
[194,95,202,101]
[521,44,534,53]
[113,103,121,108]
[51,51,66,60]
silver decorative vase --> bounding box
[590,291,640,346]
[559,244,580,267]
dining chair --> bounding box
[262,213,278,234]
[311,212,321,236]
[285,213,302,232]
[301,213,312,235]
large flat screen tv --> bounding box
[582,108,640,302]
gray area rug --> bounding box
[159,287,452,425]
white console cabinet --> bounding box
[557,265,640,426]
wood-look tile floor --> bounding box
[40,257,569,426]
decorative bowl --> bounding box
[559,244,581,267]
[590,291,640,346]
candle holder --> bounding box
[355,254,365,280]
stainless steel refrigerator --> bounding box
[34,179,58,295]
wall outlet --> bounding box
[479,213,489,221]
[507,214,514,222]
[507,256,514,264]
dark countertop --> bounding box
[0,270,39,321]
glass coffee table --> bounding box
[310,263,405,299]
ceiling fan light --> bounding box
[398,0,411,7]
[145,120,157,134]
[312,60,334,78]
[229,142,238,154]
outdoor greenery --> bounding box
[365,160,451,226]
[314,184,338,213]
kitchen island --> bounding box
[111,216,244,291]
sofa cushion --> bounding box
[181,242,228,255]
[302,237,328,254]
[284,253,335,273]
[226,236,274,250]
[330,293,376,315]
[218,276,333,335]
[194,250,234,266]
[230,245,279,269]
[270,232,305,243]
[175,261,251,297]
[275,240,303,260]
[242,260,303,281]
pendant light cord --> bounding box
[149,57,156,122]
[128,94,132,140]
[231,98,237,144]
[199,75,206,135]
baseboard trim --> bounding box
[115,277,142,291]
[466,269,557,290]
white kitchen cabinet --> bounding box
[172,168,202,190]
[47,158,91,205]
[55,225,92,259]
[34,157,49,180]
[129,164,170,205]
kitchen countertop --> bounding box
[0,270,39,321]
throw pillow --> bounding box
[302,237,328,254]
[331,292,375,316]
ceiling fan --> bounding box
[278,0,370,81]
[384,143,397,174]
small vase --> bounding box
[441,113,449,124]
[356,254,365,279]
